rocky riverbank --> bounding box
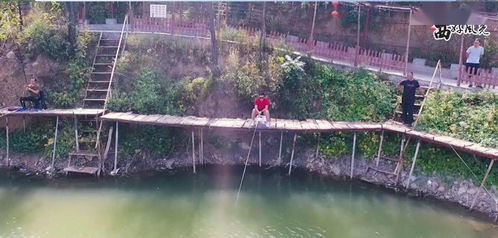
[1,145,498,223]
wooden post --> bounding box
[354,5,361,67]
[50,116,60,169]
[113,121,119,172]
[309,1,318,43]
[315,133,321,160]
[403,8,412,76]
[5,117,9,167]
[191,130,196,174]
[395,136,406,182]
[74,115,79,152]
[457,34,464,86]
[396,136,406,172]
[470,160,495,210]
[288,133,297,176]
[200,129,204,164]
[277,131,283,165]
[22,116,26,133]
[375,130,384,166]
[350,132,357,179]
[102,126,114,173]
[405,140,421,189]
[258,131,262,167]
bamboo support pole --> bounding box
[403,8,412,76]
[22,116,25,133]
[50,116,60,169]
[5,117,9,167]
[288,133,297,176]
[457,35,464,86]
[102,126,114,173]
[277,131,283,165]
[351,132,357,179]
[200,129,204,164]
[315,133,321,160]
[396,136,406,173]
[470,160,495,210]
[375,130,385,167]
[309,1,318,43]
[406,140,421,189]
[192,130,196,174]
[113,121,119,172]
[354,5,361,67]
[395,136,406,183]
[258,131,262,167]
[74,115,79,152]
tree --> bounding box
[64,2,77,56]
[208,2,221,78]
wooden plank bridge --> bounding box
[100,112,498,161]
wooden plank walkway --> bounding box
[0,108,105,117]
[100,112,384,133]
[100,112,498,160]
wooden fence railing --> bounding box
[458,68,498,89]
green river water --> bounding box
[0,166,497,238]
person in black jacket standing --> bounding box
[397,72,422,127]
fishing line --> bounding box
[236,124,258,203]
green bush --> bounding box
[418,91,498,148]
[21,12,70,61]
[314,64,396,121]
[0,2,20,42]
[49,31,93,108]
[108,68,184,114]
[480,37,498,69]
[0,119,74,159]
[118,124,180,158]
[87,3,109,24]
[179,77,212,112]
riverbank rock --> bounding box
[238,142,250,150]
[6,50,16,59]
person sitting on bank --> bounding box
[20,78,41,109]
[397,72,423,127]
[251,92,270,126]
[465,38,484,88]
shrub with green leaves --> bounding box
[21,12,70,61]
[418,91,498,148]
[118,124,180,158]
[315,66,396,121]
[108,68,184,115]
[0,119,74,159]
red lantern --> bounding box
[332,1,339,8]
[331,10,339,17]
[430,25,437,32]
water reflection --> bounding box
[0,166,497,238]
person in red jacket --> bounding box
[251,92,270,126]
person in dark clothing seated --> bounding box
[397,72,423,127]
[20,78,41,109]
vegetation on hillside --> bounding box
[0,5,497,185]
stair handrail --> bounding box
[412,59,441,129]
[103,14,128,111]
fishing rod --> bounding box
[235,124,259,203]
